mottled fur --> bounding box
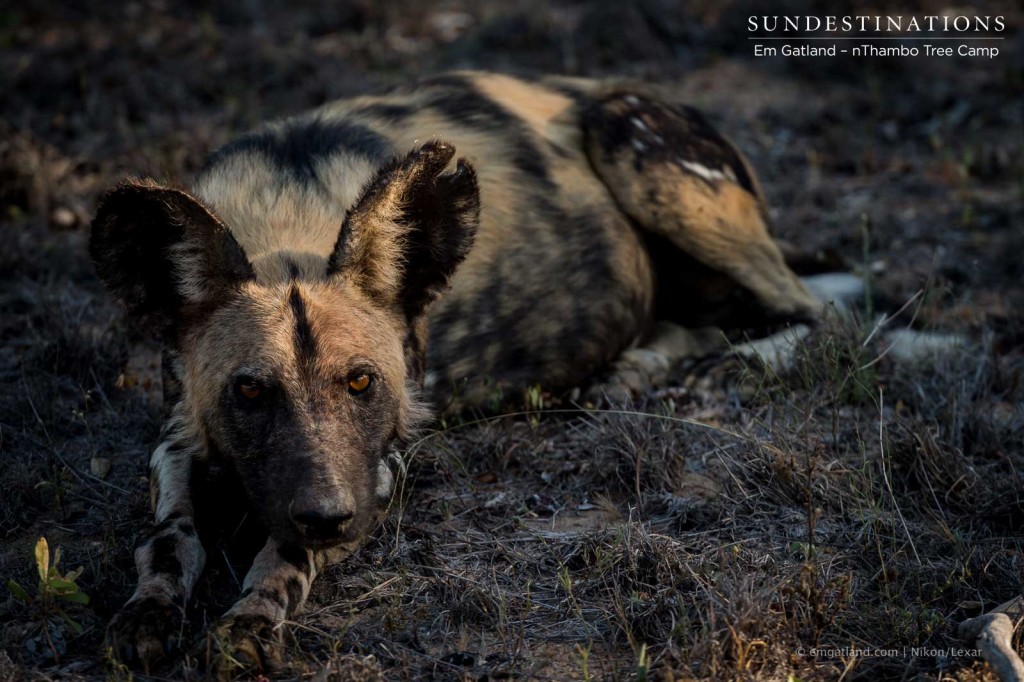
[91,71,816,669]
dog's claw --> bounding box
[106,596,184,669]
[195,613,282,673]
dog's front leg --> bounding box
[107,404,206,668]
[201,537,359,670]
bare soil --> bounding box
[1,1,1022,680]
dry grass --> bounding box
[1,0,1023,680]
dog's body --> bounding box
[91,71,818,668]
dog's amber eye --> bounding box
[348,374,371,394]
[238,382,261,400]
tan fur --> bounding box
[194,136,379,284]
[582,90,818,322]
[183,280,410,435]
[471,72,577,138]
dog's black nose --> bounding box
[293,507,353,539]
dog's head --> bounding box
[91,142,478,548]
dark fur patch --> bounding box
[426,200,645,410]
[353,102,414,121]
[583,94,757,195]
[396,159,480,322]
[643,230,764,328]
[284,576,304,614]
[90,181,255,324]
[149,533,183,576]
[403,324,426,382]
[161,353,184,412]
[420,74,517,131]
[544,79,591,106]
[204,117,393,187]
[564,209,620,345]
[152,512,185,534]
[107,596,183,664]
[289,285,318,374]
[277,544,310,573]
[256,587,288,610]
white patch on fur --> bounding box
[398,379,433,440]
[125,401,208,600]
[168,234,217,306]
[150,441,182,522]
[423,370,439,390]
[177,530,207,594]
[150,408,202,523]
[678,159,731,183]
[375,459,395,500]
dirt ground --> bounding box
[1,1,1022,680]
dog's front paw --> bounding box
[106,596,184,669]
[197,613,283,673]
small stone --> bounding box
[90,457,111,479]
[474,471,498,484]
[51,207,76,228]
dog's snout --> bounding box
[292,503,353,540]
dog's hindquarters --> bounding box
[580,89,819,329]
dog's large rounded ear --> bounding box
[327,141,480,322]
[90,178,255,322]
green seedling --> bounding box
[7,537,90,659]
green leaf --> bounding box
[65,567,84,582]
[6,580,30,602]
[61,612,83,634]
[48,579,79,592]
[34,537,49,583]
[58,591,90,604]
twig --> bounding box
[959,596,1024,682]
[857,290,926,373]
[877,390,920,565]
[860,289,923,349]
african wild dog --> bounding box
[91,72,820,668]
